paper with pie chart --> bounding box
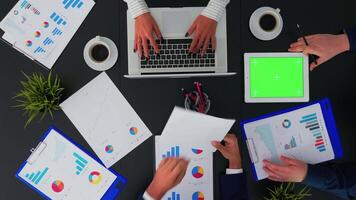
[61,72,153,167]
[155,136,213,200]
[17,128,117,200]
[242,103,335,180]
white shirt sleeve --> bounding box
[143,191,156,200]
[201,0,230,22]
[123,0,150,19]
[226,168,243,175]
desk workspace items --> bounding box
[244,52,309,103]
[126,7,236,78]
[60,72,153,168]
[240,98,343,181]
[249,7,283,41]
[16,126,126,200]
[0,0,94,69]
[155,136,213,200]
[159,107,235,153]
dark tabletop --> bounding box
[1,0,356,199]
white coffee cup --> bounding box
[84,36,118,71]
[249,7,283,41]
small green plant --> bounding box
[264,182,311,200]
[14,72,64,127]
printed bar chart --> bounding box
[50,12,67,26]
[162,146,180,158]
[73,152,88,175]
[52,28,62,36]
[43,37,54,45]
[63,0,84,9]
[20,0,31,9]
[25,167,49,185]
[167,192,180,200]
[300,113,326,152]
[284,136,297,150]
[34,47,46,53]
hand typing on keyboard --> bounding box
[134,13,163,59]
[186,15,218,56]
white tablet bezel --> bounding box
[244,52,309,103]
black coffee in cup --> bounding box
[91,44,109,62]
[259,14,277,32]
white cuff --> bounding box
[226,168,243,175]
[125,0,150,19]
[143,191,156,200]
[201,0,230,22]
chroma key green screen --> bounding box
[249,57,304,98]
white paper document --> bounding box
[160,107,236,152]
[155,136,213,200]
[0,0,94,69]
[243,104,335,180]
[60,72,153,167]
[17,129,117,200]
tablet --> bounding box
[244,53,309,103]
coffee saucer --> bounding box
[249,7,283,41]
[83,36,118,71]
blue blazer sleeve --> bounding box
[302,163,356,199]
[344,27,356,51]
[220,173,248,200]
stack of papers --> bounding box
[0,0,95,69]
[61,72,153,168]
[155,107,235,199]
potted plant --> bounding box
[264,182,311,200]
[14,72,64,127]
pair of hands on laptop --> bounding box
[134,12,217,59]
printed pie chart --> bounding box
[192,148,203,155]
[192,191,204,200]
[89,171,102,185]
[105,145,114,154]
[51,180,64,193]
[129,127,138,135]
[192,166,204,179]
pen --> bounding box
[296,24,318,65]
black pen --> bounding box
[296,24,318,65]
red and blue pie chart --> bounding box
[129,127,138,135]
[105,145,113,154]
[192,148,203,155]
[51,180,64,193]
[192,166,204,179]
[192,191,204,200]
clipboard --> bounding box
[240,98,343,181]
[15,126,127,200]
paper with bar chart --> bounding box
[0,0,94,68]
[243,103,335,180]
[61,72,153,167]
[17,129,117,200]
[155,136,213,200]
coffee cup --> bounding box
[84,36,118,71]
[249,7,283,41]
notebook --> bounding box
[240,98,343,181]
[0,0,95,69]
[16,126,126,200]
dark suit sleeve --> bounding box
[220,173,248,200]
[344,27,356,51]
[302,163,356,199]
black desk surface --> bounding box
[1,0,356,199]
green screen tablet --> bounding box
[244,53,309,103]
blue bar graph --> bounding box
[167,192,180,200]
[34,46,46,53]
[20,0,31,9]
[50,12,67,26]
[43,37,54,45]
[73,152,88,175]
[162,146,180,158]
[300,113,326,153]
[25,167,48,185]
[52,28,63,36]
[63,0,84,9]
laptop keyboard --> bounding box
[140,39,216,69]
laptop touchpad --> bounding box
[161,11,192,34]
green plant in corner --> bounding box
[264,182,311,200]
[14,71,64,127]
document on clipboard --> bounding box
[0,0,95,69]
[16,126,126,200]
[240,98,343,181]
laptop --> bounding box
[125,7,236,78]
